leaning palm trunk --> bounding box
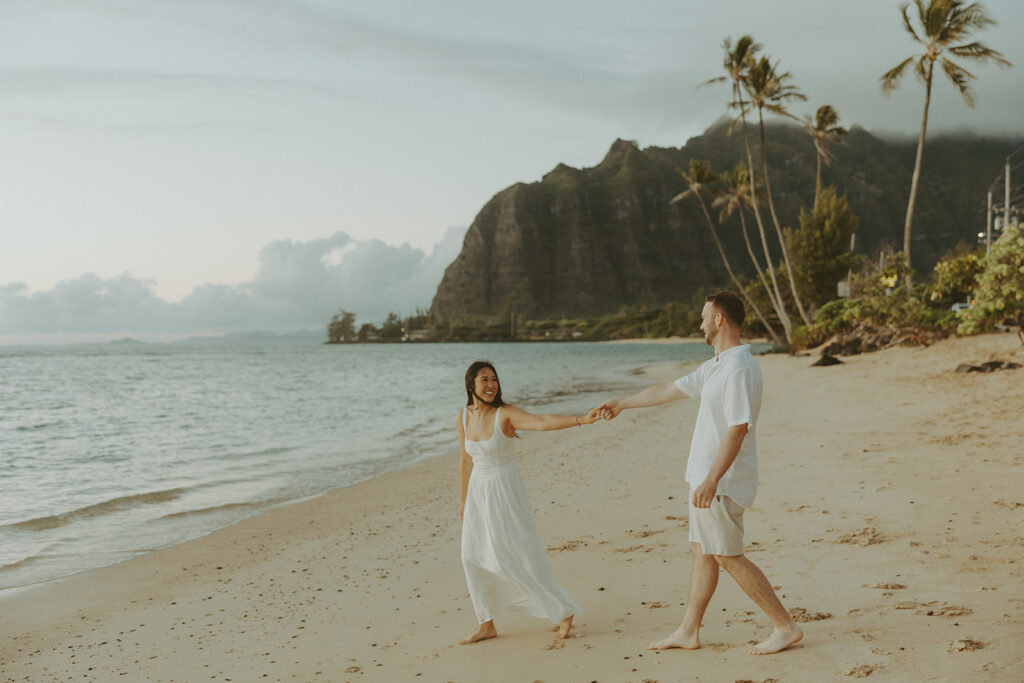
[815,153,823,203]
[903,59,934,291]
[756,109,813,328]
[736,207,785,325]
[693,191,784,348]
[735,88,792,342]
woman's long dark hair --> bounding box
[465,360,508,408]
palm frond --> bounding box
[763,103,800,120]
[922,0,944,39]
[881,56,915,93]
[956,2,997,32]
[900,3,923,43]
[941,57,976,106]
[669,190,692,205]
[948,41,1011,66]
[815,105,840,129]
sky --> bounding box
[1,0,1022,341]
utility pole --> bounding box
[1006,157,1012,231]
[986,190,993,255]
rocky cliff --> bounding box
[430,121,1018,320]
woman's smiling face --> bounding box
[474,368,499,404]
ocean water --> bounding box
[0,338,755,592]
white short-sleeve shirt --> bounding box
[674,344,762,508]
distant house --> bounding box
[404,329,432,342]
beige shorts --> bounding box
[688,493,745,556]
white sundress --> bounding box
[460,407,582,625]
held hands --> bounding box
[577,407,604,425]
[594,400,623,420]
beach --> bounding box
[2,332,1022,682]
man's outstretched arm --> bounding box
[596,381,688,419]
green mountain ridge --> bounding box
[430,120,1020,321]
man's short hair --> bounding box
[705,290,745,327]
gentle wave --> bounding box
[7,488,188,531]
[14,421,63,432]
[0,554,39,572]
[159,501,263,520]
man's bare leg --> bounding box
[714,554,803,654]
[459,619,497,645]
[555,614,574,639]
[648,543,719,650]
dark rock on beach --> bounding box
[955,360,1021,373]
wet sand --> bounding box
[2,332,1022,682]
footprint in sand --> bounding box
[949,639,986,652]
[835,527,888,546]
[627,529,666,539]
[788,607,833,622]
[613,545,649,554]
[844,664,882,678]
[865,582,906,590]
[547,540,586,552]
[893,600,973,617]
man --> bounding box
[597,291,802,655]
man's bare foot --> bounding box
[459,621,497,645]
[647,626,700,650]
[746,623,803,655]
[555,615,574,640]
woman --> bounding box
[457,360,601,645]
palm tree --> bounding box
[713,162,786,328]
[704,37,795,343]
[671,160,783,347]
[804,105,848,201]
[881,0,1011,287]
[743,55,814,328]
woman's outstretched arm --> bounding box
[502,405,602,433]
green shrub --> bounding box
[957,222,1024,338]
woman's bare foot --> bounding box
[647,626,700,650]
[746,623,803,654]
[555,615,574,640]
[459,621,497,645]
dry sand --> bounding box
[2,332,1022,682]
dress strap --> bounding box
[493,407,503,438]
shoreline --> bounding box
[2,341,711,594]
[603,336,772,346]
[2,333,1022,681]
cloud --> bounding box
[0,228,466,337]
